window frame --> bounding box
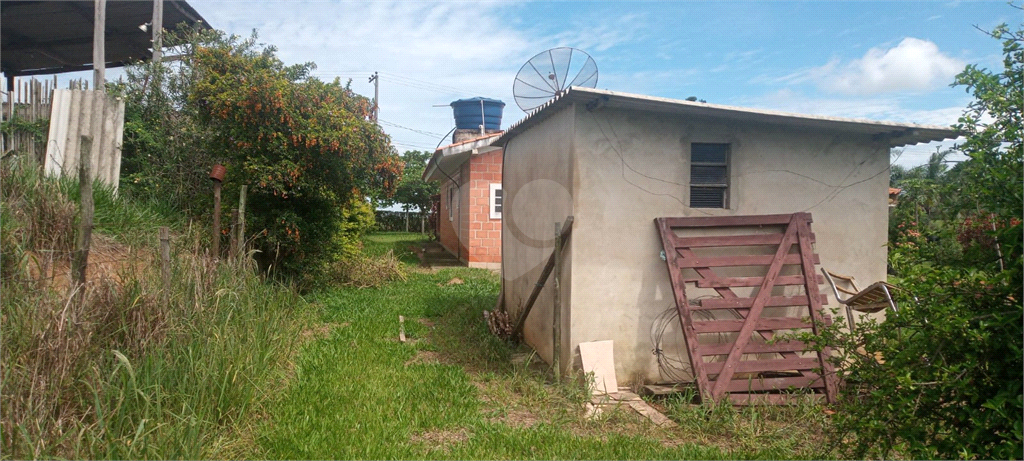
[489,183,502,220]
[689,142,730,209]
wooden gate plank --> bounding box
[723,375,824,393]
[704,357,822,375]
[698,294,828,310]
[728,393,826,406]
[694,274,824,288]
[692,317,815,333]
[672,233,816,248]
[659,214,798,228]
[673,253,819,268]
[697,340,811,356]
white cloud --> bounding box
[735,88,969,167]
[807,38,965,95]
[738,88,965,126]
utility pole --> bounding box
[93,0,106,91]
[368,71,379,122]
[151,0,164,63]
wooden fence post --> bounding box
[228,209,239,260]
[553,221,562,383]
[236,185,247,259]
[159,226,171,305]
[72,135,94,287]
[212,180,221,260]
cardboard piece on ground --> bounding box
[578,340,618,395]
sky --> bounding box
[143,1,1018,166]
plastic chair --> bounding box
[821,268,899,331]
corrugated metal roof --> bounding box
[494,87,959,148]
[1,0,210,77]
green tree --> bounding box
[820,16,1023,460]
[388,150,438,214]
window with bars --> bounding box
[489,183,502,219]
[690,143,730,208]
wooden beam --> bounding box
[512,216,574,341]
[674,252,819,268]
[694,274,824,288]
[671,233,815,248]
[698,294,828,310]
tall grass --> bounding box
[1,157,311,459]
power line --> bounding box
[378,119,446,137]
[312,69,490,98]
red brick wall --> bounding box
[466,149,502,264]
[436,149,503,265]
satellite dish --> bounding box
[513,47,598,112]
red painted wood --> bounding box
[655,219,713,400]
[673,252,819,268]
[796,216,839,403]
[698,294,828,310]
[697,340,811,356]
[692,317,813,333]
[722,375,825,393]
[655,212,834,405]
[657,214,805,228]
[672,233,816,248]
[693,274,825,288]
[704,357,822,375]
[728,393,825,406]
[675,244,822,392]
[709,216,800,398]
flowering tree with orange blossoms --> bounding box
[186,32,401,277]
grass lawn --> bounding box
[256,233,831,459]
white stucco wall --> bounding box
[565,105,891,385]
[501,106,576,367]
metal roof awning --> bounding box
[495,87,959,148]
[423,132,502,182]
[1,0,210,77]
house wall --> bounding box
[466,149,503,269]
[436,151,504,269]
[501,106,576,368]
[563,105,890,385]
[438,173,464,261]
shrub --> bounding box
[325,249,406,289]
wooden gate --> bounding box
[654,213,837,405]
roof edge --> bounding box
[495,87,959,147]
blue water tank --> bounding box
[450,97,505,131]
